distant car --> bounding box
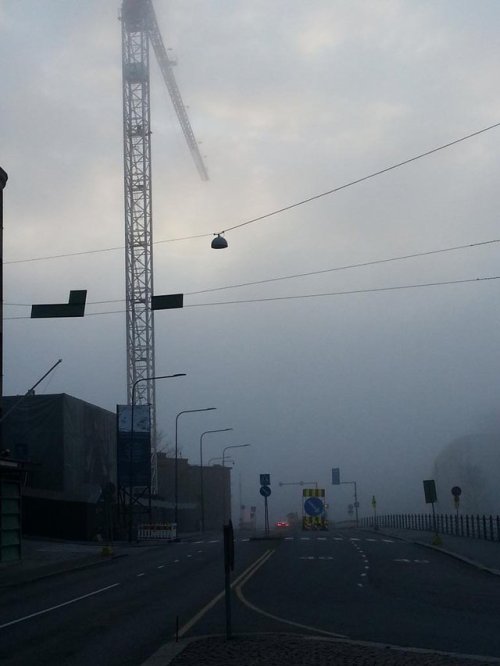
[276,521,289,528]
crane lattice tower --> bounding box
[121,0,208,492]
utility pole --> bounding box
[0,168,8,452]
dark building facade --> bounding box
[2,393,116,539]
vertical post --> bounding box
[223,520,234,639]
[264,495,269,536]
[353,482,359,527]
[0,168,7,452]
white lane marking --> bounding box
[394,558,411,563]
[414,559,430,564]
[382,539,394,543]
[241,538,250,542]
[357,583,364,588]
[197,550,203,553]
[365,538,377,542]
[285,537,294,541]
[192,540,204,544]
[300,537,310,541]
[361,573,367,577]
[317,537,327,541]
[158,565,165,569]
[174,559,180,563]
[333,537,343,541]
[318,556,334,560]
[137,573,145,577]
[349,538,361,541]
[187,555,192,558]
[0,583,120,630]
[208,540,219,544]
[364,565,369,569]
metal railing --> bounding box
[361,513,500,542]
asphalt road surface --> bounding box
[190,528,500,660]
[3,528,500,664]
[0,534,269,666]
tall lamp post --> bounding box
[222,444,251,524]
[174,407,216,526]
[199,428,233,532]
[0,168,7,448]
[128,372,186,542]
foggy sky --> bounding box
[2,1,500,523]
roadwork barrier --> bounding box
[137,523,177,540]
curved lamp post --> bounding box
[128,372,186,542]
[174,407,216,525]
[199,428,232,532]
[207,456,234,466]
[222,444,251,523]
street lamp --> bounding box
[128,372,186,542]
[199,428,233,532]
[174,407,216,526]
[222,444,251,523]
[208,456,234,466]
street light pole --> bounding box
[128,372,186,542]
[199,428,233,532]
[222,444,250,524]
[174,407,216,527]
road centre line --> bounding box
[0,583,120,630]
[176,549,274,639]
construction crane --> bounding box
[121,0,208,493]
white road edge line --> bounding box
[0,583,120,630]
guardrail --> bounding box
[361,513,500,542]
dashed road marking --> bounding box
[157,565,165,569]
[137,573,145,577]
[382,539,394,543]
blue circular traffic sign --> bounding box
[260,485,271,497]
[304,496,324,516]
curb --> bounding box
[140,632,500,665]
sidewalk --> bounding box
[145,634,499,665]
[370,526,500,575]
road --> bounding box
[191,527,500,660]
[0,534,269,666]
[2,528,500,664]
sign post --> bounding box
[451,486,462,528]
[371,495,378,530]
[423,479,441,545]
[223,520,235,639]
[259,474,271,536]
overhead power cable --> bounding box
[5,238,500,309]
[185,239,500,296]
[5,275,499,320]
[5,121,500,266]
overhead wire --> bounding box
[4,121,500,266]
[5,237,500,307]
[4,275,499,319]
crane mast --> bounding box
[121,0,207,494]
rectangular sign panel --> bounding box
[331,468,340,485]
[423,479,437,504]
[260,474,270,486]
[117,404,151,488]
